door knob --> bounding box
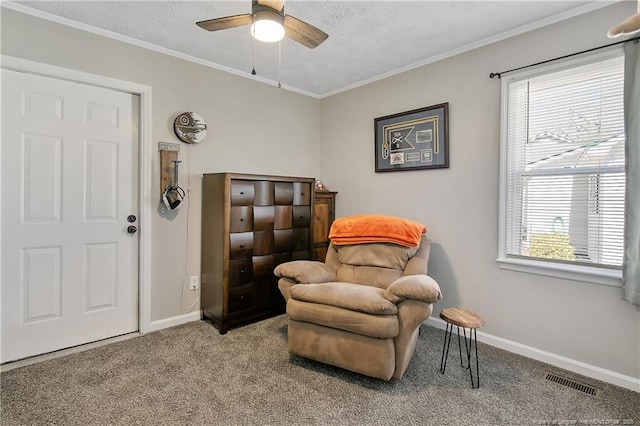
[127,225,138,234]
[127,215,137,223]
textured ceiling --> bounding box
[9,1,610,97]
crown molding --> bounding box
[2,0,619,99]
[320,0,619,98]
[0,1,321,99]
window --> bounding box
[498,50,625,285]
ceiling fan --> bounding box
[607,0,640,38]
[196,0,328,49]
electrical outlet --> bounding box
[189,275,199,291]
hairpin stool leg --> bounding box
[440,322,453,374]
[461,327,480,389]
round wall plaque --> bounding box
[174,112,207,144]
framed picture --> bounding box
[374,103,449,172]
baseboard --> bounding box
[147,311,201,333]
[425,317,640,393]
[0,332,139,372]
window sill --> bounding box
[496,257,622,287]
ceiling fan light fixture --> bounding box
[251,10,285,43]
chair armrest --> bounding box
[274,261,337,284]
[383,275,442,304]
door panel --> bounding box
[22,246,62,322]
[22,134,63,223]
[84,242,118,311]
[85,140,118,221]
[1,69,139,363]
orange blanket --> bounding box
[329,215,426,248]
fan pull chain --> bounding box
[277,40,282,88]
[251,16,257,76]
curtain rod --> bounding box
[489,36,640,79]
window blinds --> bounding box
[505,54,625,268]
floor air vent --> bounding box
[544,372,601,397]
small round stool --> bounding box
[439,308,484,389]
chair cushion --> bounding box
[287,299,399,339]
[333,243,419,288]
[336,243,418,270]
[274,261,337,284]
[290,282,398,315]
[336,265,403,289]
[384,275,442,304]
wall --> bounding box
[2,1,638,384]
[319,2,640,380]
[0,8,321,321]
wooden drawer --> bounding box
[228,284,253,313]
[291,250,310,260]
[274,206,293,229]
[252,255,275,281]
[253,231,274,256]
[293,205,311,228]
[253,206,275,231]
[273,252,292,267]
[274,182,294,205]
[230,180,254,206]
[313,247,328,263]
[312,202,330,243]
[293,182,311,205]
[311,190,337,262]
[271,277,286,306]
[254,181,274,206]
[229,258,252,286]
[230,206,253,233]
[253,279,283,310]
[293,228,309,251]
[251,279,271,309]
[274,229,294,252]
[229,232,253,259]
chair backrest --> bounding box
[325,236,431,289]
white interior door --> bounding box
[1,69,139,363]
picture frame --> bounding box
[374,103,449,172]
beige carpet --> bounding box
[1,315,638,425]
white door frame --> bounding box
[1,55,154,334]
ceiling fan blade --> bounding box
[284,15,328,49]
[196,14,253,32]
[257,0,286,12]
[607,11,640,38]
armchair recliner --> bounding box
[275,235,442,380]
